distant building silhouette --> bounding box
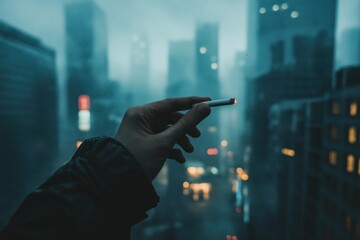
[244,1,337,239]
[0,21,57,228]
[130,34,150,105]
[167,40,195,97]
[193,23,221,168]
[65,0,112,145]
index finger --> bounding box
[147,96,211,114]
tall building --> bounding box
[249,0,337,76]
[244,1,338,239]
[321,67,360,240]
[269,97,325,240]
[0,21,57,228]
[130,34,150,105]
[334,0,360,71]
[167,40,195,97]
[65,0,110,144]
[193,23,221,168]
[268,67,360,240]
[195,23,219,94]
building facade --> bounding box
[130,34,150,105]
[0,21,57,228]
[193,23,221,168]
[65,0,112,145]
[267,67,360,240]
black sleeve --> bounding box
[1,137,159,240]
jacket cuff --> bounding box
[76,137,159,224]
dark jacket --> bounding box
[1,137,159,239]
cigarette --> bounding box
[196,98,237,107]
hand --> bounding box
[115,96,211,180]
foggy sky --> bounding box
[0,0,248,98]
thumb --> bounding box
[163,104,211,142]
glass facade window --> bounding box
[350,102,357,116]
[331,101,340,115]
[328,151,337,166]
[348,126,357,143]
[330,126,339,140]
[346,155,355,173]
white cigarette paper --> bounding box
[195,98,237,107]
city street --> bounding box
[134,176,247,240]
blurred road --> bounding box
[133,176,247,240]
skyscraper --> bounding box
[244,1,337,239]
[130,34,150,105]
[194,23,221,168]
[167,40,195,97]
[65,0,110,143]
[0,21,57,228]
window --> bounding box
[346,155,355,173]
[349,102,357,116]
[331,101,340,115]
[328,151,337,166]
[348,127,357,144]
[330,126,339,140]
[358,159,360,176]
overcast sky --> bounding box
[0,0,248,97]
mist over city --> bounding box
[0,0,359,239]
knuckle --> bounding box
[125,106,141,118]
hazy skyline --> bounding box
[0,0,248,99]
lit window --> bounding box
[348,127,357,144]
[199,47,207,54]
[259,7,266,14]
[281,148,295,157]
[241,173,249,181]
[350,102,357,116]
[346,155,355,173]
[331,101,340,115]
[281,3,289,10]
[272,4,279,11]
[291,11,299,18]
[187,167,205,178]
[211,63,218,70]
[329,151,337,166]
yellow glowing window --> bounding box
[350,102,357,116]
[330,126,338,140]
[328,151,337,166]
[346,155,355,173]
[331,102,340,115]
[348,127,357,144]
[281,148,295,157]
